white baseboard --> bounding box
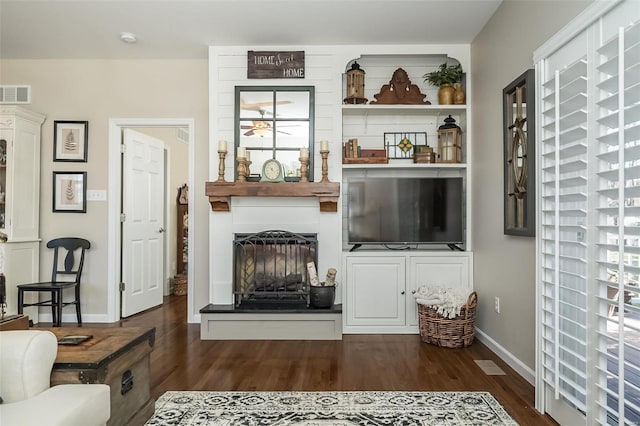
[37,313,111,324]
[190,313,201,324]
[475,328,535,385]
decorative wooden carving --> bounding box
[370,68,431,105]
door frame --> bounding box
[108,118,195,322]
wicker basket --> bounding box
[418,291,477,348]
[174,274,188,296]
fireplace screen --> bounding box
[233,230,317,307]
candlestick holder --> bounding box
[237,157,248,182]
[320,150,330,182]
[299,156,309,182]
[216,150,227,182]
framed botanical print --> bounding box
[54,120,88,162]
[53,171,87,213]
[503,69,535,236]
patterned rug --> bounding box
[146,391,519,425]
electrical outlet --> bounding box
[494,296,500,313]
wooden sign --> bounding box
[247,51,305,79]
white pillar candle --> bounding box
[237,147,246,158]
[300,147,309,158]
[218,140,227,151]
[320,140,329,151]
[245,150,251,161]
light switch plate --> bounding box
[86,189,107,201]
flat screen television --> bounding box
[347,177,464,246]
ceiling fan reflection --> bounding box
[241,121,293,137]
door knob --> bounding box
[158,227,165,233]
[401,291,405,295]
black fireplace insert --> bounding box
[233,230,317,308]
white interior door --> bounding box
[121,128,165,317]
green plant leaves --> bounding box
[423,63,464,86]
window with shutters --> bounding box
[535,1,640,424]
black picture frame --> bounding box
[53,120,88,162]
[503,69,535,236]
[53,171,87,213]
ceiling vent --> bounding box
[0,85,31,104]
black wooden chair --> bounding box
[17,237,90,327]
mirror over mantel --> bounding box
[235,86,315,181]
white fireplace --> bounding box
[208,196,342,306]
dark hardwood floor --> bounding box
[93,295,555,425]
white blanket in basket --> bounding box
[414,286,470,319]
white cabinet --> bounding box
[0,106,45,241]
[345,256,405,327]
[343,251,473,333]
[0,106,45,317]
[406,255,472,327]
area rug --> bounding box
[146,391,519,425]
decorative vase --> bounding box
[453,83,466,105]
[309,285,335,308]
[438,84,455,105]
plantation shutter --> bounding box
[593,18,640,425]
[536,1,640,424]
[539,41,589,417]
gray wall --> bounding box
[471,0,591,369]
[0,59,209,321]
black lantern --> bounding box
[437,115,462,163]
[344,61,367,104]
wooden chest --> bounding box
[47,326,156,426]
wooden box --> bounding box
[414,152,437,163]
[343,149,388,164]
[47,327,156,426]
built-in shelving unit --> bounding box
[342,162,467,170]
[342,104,467,113]
[339,52,473,334]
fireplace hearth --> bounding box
[233,230,317,308]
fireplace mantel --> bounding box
[205,181,340,212]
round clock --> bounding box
[261,159,284,182]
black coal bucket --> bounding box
[309,285,335,308]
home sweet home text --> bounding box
[247,51,305,79]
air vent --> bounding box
[0,85,31,104]
[176,127,189,143]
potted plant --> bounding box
[423,63,465,105]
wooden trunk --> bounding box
[46,327,156,426]
[0,314,29,330]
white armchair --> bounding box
[0,330,110,426]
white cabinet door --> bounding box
[0,107,44,241]
[407,254,472,327]
[346,256,405,327]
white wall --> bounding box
[208,46,344,304]
[208,45,471,306]
[471,0,591,371]
[0,59,209,322]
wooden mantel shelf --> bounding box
[205,181,341,212]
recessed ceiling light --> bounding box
[119,32,137,44]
